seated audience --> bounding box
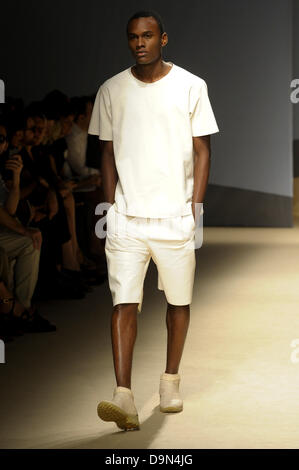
[0,86,110,344]
[0,121,56,339]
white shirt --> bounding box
[66,122,100,178]
[88,62,219,218]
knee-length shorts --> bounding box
[104,204,196,313]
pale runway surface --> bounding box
[1,218,299,449]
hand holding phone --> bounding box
[5,154,23,178]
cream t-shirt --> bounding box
[88,62,219,218]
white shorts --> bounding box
[104,203,196,313]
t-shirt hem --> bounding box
[113,200,201,218]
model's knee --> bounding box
[113,303,139,314]
[167,302,190,309]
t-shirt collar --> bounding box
[128,62,174,86]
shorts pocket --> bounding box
[190,213,196,230]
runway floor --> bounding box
[1,217,299,449]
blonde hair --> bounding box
[47,120,62,144]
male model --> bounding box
[88,10,219,431]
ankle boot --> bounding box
[97,386,140,431]
[159,372,183,413]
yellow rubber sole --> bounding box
[97,400,140,431]
[160,405,183,413]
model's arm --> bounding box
[100,140,118,204]
[192,135,211,217]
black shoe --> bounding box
[0,299,24,337]
[75,266,108,285]
[36,273,87,300]
[60,269,93,292]
[0,332,14,343]
[19,310,56,333]
[1,313,24,337]
[85,272,108,286]
[0,314,17,339]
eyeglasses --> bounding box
[25,126,37,132]
[0,135,8,143]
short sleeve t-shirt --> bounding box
[88,62,219,218]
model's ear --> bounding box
[161,32,168,47]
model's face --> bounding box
[127,16,168,65]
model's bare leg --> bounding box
[111,303,138,389]
[165,303,190,374]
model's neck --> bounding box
[132,59,171,83]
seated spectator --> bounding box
[66,96,100,180]
[0,121,56,335]
[46,104,99,271]
[31,109,100,276]
[3,116,89,300]
[7,115,25,157]
[65,96,107,270]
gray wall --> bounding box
[293,0,299,141]
[1,0,294,224]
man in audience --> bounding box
[65,96,101,181]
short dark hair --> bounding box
[126,10,165,36]
[24,102,47,123]
[70,96,93,122]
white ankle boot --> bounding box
[97,386,140,431]
[159,372,183,412]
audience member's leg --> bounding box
[49,192,80,271]
[0,230,40,310]
[61,239,81,271]
[0,279,27,316]
[61,190,84,265]
[0,247,11,289]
